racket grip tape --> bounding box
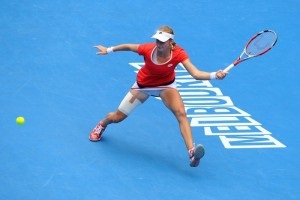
[223,63,234,72]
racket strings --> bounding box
[246,31,277,56]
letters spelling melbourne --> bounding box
[130,63,286,149]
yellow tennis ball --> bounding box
[16,116,25,125]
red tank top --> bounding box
[137,43,189,87]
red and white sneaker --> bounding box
[189,144,205,167]
[89,122,106,142]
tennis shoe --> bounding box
[89,122,106,142]
[189,144,205,167]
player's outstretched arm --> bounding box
[182,59,227,80]
[94,44,139,55]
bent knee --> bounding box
[107,111,127,123]
[173,108,187,119]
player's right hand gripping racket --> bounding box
[223,30,278,72]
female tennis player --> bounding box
[90,26,227,167]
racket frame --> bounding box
[223,30,277,72]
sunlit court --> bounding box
[1,1,299,199]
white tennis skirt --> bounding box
[131,81,177,97]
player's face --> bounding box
[156,39,171,52]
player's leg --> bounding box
[160,88,194,149]
[89,89,149,141]
[159,88,204,167]
[100,89,149,126]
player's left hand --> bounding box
[216,70,228,79]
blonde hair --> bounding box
[158,25,176,50]
[158,25,174,35]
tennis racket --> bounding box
[223,30,278,72]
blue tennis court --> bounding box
[1,0,299,199]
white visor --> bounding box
[151,31,174,42]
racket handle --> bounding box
[223,63,234,72]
